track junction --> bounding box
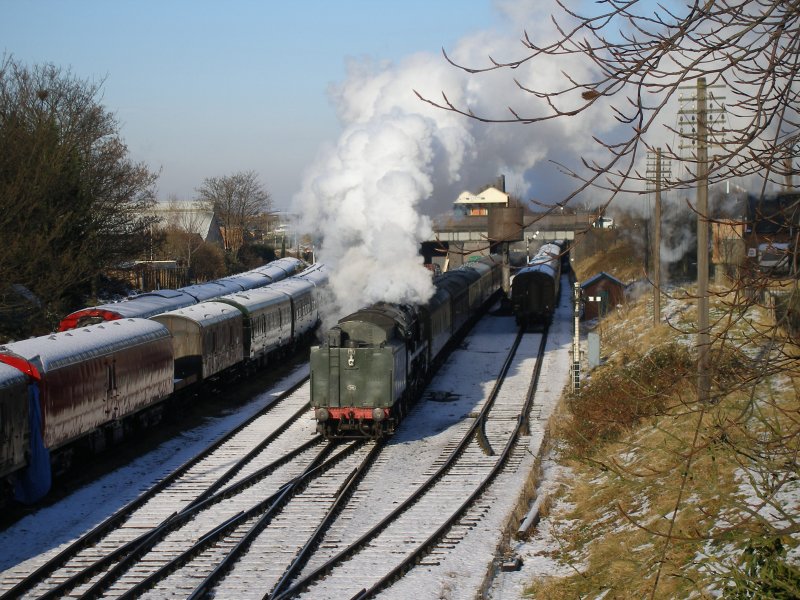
[0,279,574,599]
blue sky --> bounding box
[2,1,504,210]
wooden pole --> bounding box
[654,148,662,327]
[573,281,581,391]
[697,78,710,404]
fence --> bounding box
[108,262,190,292]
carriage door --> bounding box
[106,359,119,419]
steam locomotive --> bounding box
[310,255,502,438]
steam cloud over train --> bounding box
[0,261,328,504]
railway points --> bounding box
[0,270,574,598]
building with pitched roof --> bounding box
[581,272,627,320]
[150,201,224,245]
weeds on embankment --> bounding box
[525,287,800,599]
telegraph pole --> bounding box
[572,281,581,391]
[646,149,669,327]
[679,77,725,404]
[696,77,710,404]
[654,150,662,327]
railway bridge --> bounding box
[423,210,594,269]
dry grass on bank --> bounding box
[524,285,800,599]
[571,229,645,284]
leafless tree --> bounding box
[196,170,271,255]
[419,1,800,597]
[0,56,158,334]
[419,1,799,198]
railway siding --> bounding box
[0,277,575,599]
[384,281,573,599]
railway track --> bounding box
[0,373,317,599]
[271,323,548,599]
[1,311,558,599]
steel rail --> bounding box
[69,436,324,600]
[355,332,549,598]
[267,441,385,599]
[271,326,535,600]
[0,375,310,600]
[184,440,368,600]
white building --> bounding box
[453,186,509,216]
[150,201,224,245]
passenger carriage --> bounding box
[0,318,174,457]
[151,303,244,384]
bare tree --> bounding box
[418,2,800,597]
[0,56,158,334]
[419,1,799,199]
[196,170,271,255]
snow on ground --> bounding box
[0,280,577,599]
[480,283,575,600]
[488,460,580,600]
[381,281,574,599]
[0,365,309,575]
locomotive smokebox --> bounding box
[488,206,524,243]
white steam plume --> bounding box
[292,55,477,322]
[292,1,615,326]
